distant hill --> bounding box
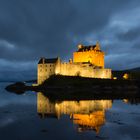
[127,67,140,72]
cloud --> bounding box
[117,27,140,42]
[0,0,140,72]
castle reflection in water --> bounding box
[37,92,113,134]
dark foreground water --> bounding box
[0,82,140,140]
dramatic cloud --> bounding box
[0,0,140,78]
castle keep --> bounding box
[73,42,104,68]
[37,42,112,84]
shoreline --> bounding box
[5,75,140,100]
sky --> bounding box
[0,0,140,80]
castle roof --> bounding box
[78,45,96,52]
[77,42,102,52]
[38,57,58,64]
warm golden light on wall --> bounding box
[73,42,105,68]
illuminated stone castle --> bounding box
[37,42,112,84]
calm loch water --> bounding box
[0,82,140,140]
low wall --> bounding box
[55,63,111,79]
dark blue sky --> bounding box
[0,0,140,77]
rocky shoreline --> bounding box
[5,75,140,100]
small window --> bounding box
[50,65,51,67]
[50,69,51,72]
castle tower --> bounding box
[37,57,60,85]
[73,42,105,68]
[38,57,47,85]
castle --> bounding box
[37,42,112,84]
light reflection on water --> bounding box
[0,82,140,140]
[37,92,112,134]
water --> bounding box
[0,82,140,140]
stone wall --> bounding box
[38,60,112,85]
[73,50,104,68]
[38,63,56,84]
[55,62,111,79]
